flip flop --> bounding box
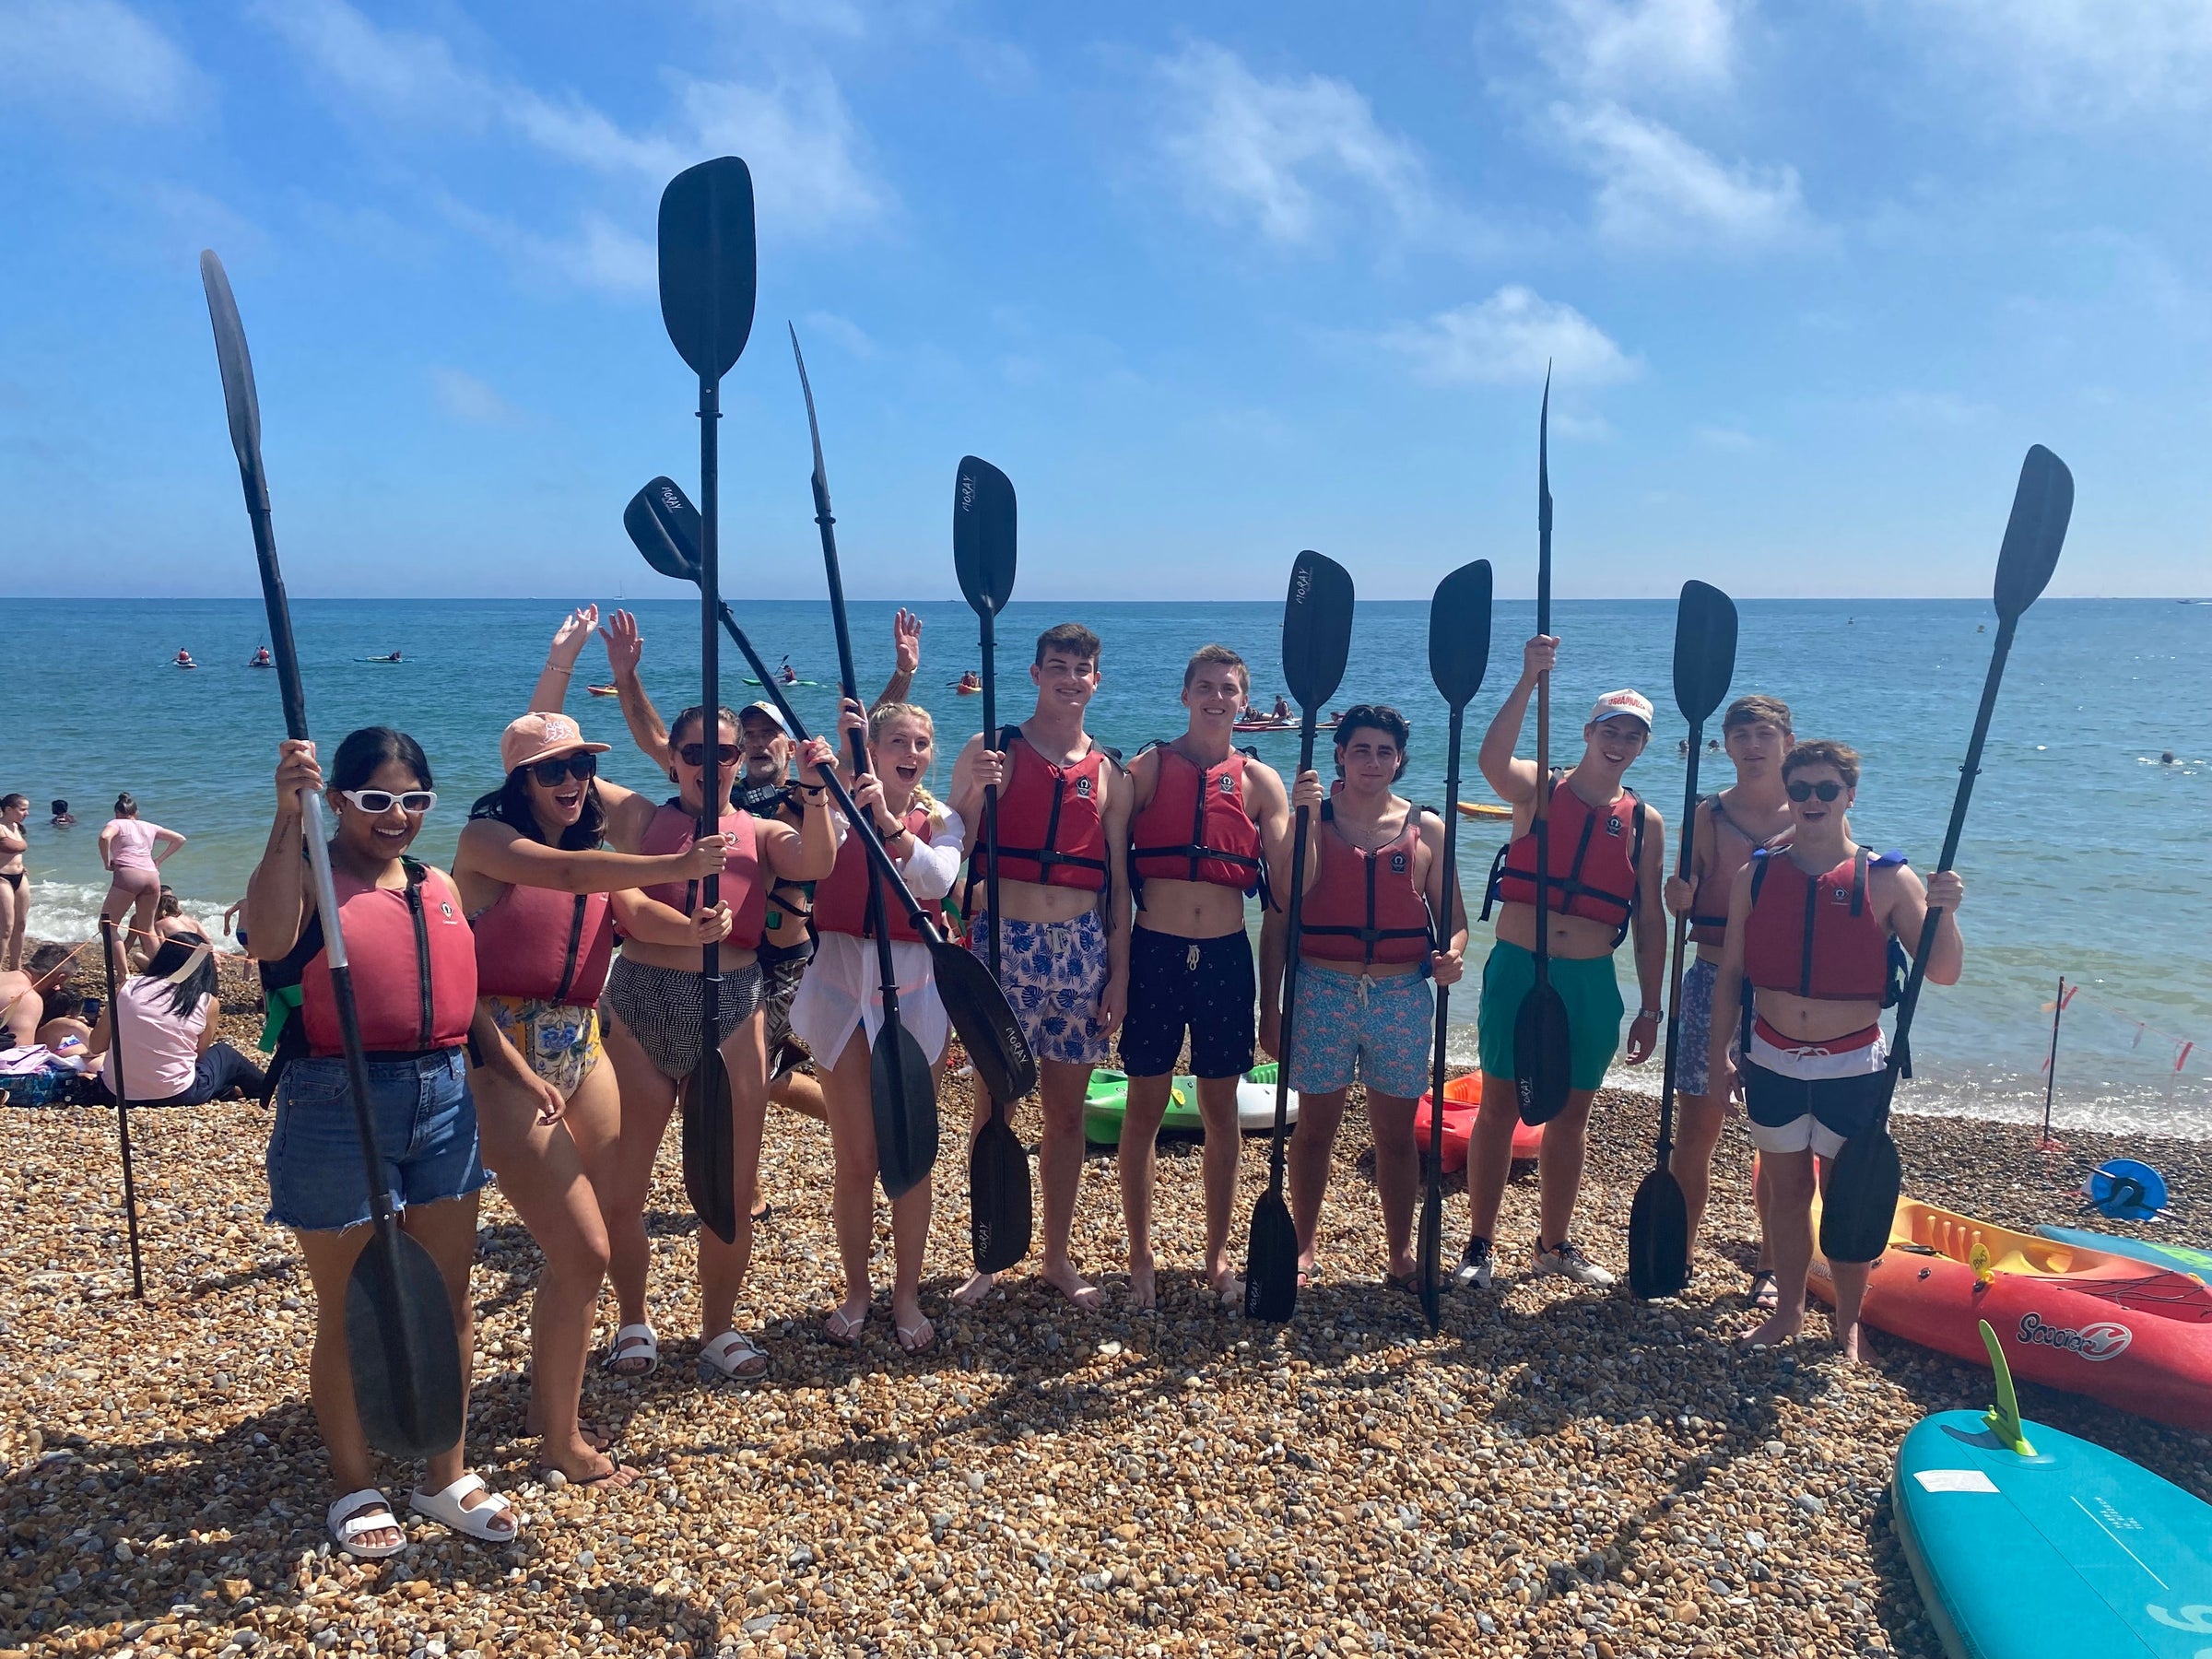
[896,1316,936,1357]
[820,1306,869,1348]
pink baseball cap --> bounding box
[1588,689,1654,730]
[500,712,611,774]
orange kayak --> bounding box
[1808,1195,2212,1432]
[1413,1073,1545,1171]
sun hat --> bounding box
[500,712,611,774]
[1588,689,1654,730]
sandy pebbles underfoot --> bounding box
[5,1025,2210,1658]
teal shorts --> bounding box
[1476,940,1625,1094]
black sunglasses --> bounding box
[527,752,598,787]
[1786,780,1845,803]
[677,742,740,768]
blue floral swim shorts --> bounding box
[969,910,1111,1067]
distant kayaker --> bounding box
[175,648,196,669]
[1118,644,1313,1306]
[251,645,273,667]
[1662,693,1794,1306]
[1459,642,1666,1291]
[1263,704,1465,1292]
[1704,739,1965,1359]
[1272,694,1291,721]
[950,622,1131,1312]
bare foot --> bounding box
[1127,1254,1157,1312]
[1041,1259,1103,1312]
[951,1271,998,1308]
[1206,1265,1245,1304]
[526,1412,612,1453]
[1833,1317,1865,1363]
[545,1447,637,1488]
[1742,1309,1805,1349]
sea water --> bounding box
[5,595,2206,1137]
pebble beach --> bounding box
[6,958,2210,1659]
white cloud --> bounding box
[1532,0,1747,98]
[1885,0,2212,123]
[0,0,201,121]
[1379,286,1638,387]
[429,367,525,426]
[800,311,876,358]
[1153,41,1441,249]
[675,70,890,236]
[436,197,656,296]
[1553,100,1806,245]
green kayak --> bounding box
[1083,1065,1300,1146]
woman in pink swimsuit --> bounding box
[99,794,186,955]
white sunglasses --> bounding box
[339,788,437,816]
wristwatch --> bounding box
[1635,1006,1663,1021]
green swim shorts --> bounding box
[1476,940,1626,1093]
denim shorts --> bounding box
[1286,962,1434,1100]
[265,1049,487,1232]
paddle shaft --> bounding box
[99,919,145,1299]
[1532,510,1555,997]
[1653,723,1706,1159]
[980,610,1002,983]
[1266,710,1324,1189]
[2042,975,2065,1141]
[696,371,723,1076]
[1880,616,2018,1105]
[1427,707,1465,1170]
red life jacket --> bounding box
[1744,847,1897,1001]
[1485,772,1645,947]
[1130,744,1263,891]
[472,882,614,1006]
[1688,794,1787,946]
[1299,800,1434,968]
[971,726,1110,892]
[297,860,478,1055]
[814,802,942,944]
[635,801,765,952]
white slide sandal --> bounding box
[408,1473,520,1543]
[326,1488,407,1559]
[698,1329,769,1383]
[600,1323,658,1376]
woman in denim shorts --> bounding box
[246,729,563,1560]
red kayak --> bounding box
[1414,1073,1544,1171]
[1808,1196,2212,1433]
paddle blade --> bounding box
[1818,1126,1901,1265]
[681,1049,738,1244]
[198,252,264,470]
[1243,1191,1300,1323]
[1513,982,1573,1125]
[1417,1181,1442,1332]
[968,1107,1032,1274]
[1282,551,1355,711]
[1428,559,1494,709]
[931,937,1039,1102]
[345,1226,465,1461]
[953,456,1018,618]
[656,158,757,381]
[1993,445,2073,622]
[1626,1166,1691,1300]
[1672,581,1738,725]
[873,1019,941,1202]
[626,477,703,585]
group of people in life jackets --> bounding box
[241,600,1963,1559]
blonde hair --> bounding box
[867,702,947,836]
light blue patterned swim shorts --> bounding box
[969,910,1111,1067]
[1286,962,1434,1100]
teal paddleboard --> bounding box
[1895,1323,2212,1659]
[2035,1224,2212,1282]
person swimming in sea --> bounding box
[49,800,76,828]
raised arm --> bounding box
[875,607,921,710]
[241,741,320,962]
[528,605,601,713]
[598,609,673,772]
[1477,635,1556,804]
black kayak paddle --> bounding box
[1244,550,1356,1324]
[626,478,1041,1115]
[201,250,465,1460]
[654,157,758,1246]
[790,325,939,1201]
[1418,559,1494,1330]
[954,454,1031,1273]
[1516,372,1573,1126]
[1820,444,2073,1265]
[1626,579,1736,1300]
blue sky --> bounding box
[1,0,2205,600]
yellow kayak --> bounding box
[1456,800,1512,821]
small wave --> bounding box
[22,878,244,953]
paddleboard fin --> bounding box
[1976,1318,2033,1457]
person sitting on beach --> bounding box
[87,930,265,1107]
[1705,740,1964,1359]
[1459,643,1666,1291]
[0,793,28,972]
[0,966,41,1048]
[98,794,185,959]
[153,886,209,941]
[1661,694,1795,1305]
[245,726,562,1558]
[49,800,76,828]
[794,699,966,1355]
[453,708,733,1488]
[1262,704,1465,1292]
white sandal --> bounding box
[698,1329,769,1383]
[408,1473,520,1543]
[326,1488,406,1559]
[601,1323,658,1376]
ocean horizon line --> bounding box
[8,593,2207,606]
